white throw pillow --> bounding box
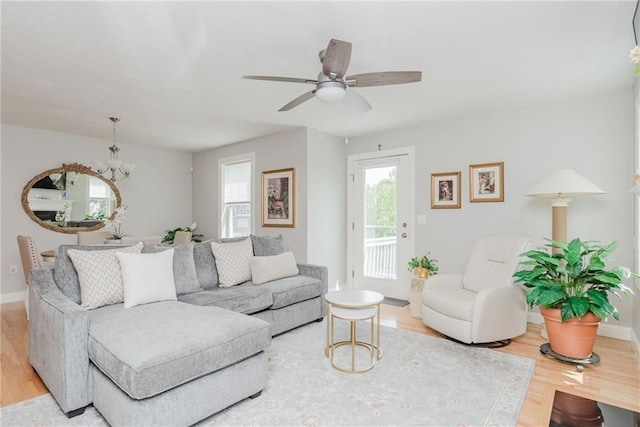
[250,251,299,285]
[67,242,144,309]
[210,238,253,287]
[117,249,177,309]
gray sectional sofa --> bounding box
[29,235,328,426]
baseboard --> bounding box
[0,291,26,304]
[527,312,632,341]
[631,330,640,357]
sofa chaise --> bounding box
[29,235,328,426]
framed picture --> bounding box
[261,167,295,227]
[469,162,504,203]
[431,171,461,209]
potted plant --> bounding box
[407,253,439,279]
[513,238,636,358]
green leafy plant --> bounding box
[161,222,203,244]
[513,238,636,322]
[85,212,106,220]
[407,253,439,275]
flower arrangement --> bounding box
[104,206,127,239]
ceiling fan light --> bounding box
[316,82,346,103]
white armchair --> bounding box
[421,235,533,346]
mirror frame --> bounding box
[21,162,122,234]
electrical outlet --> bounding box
[9,265,18,274]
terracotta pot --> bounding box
[540,306,600,359]
[415,267,430,279]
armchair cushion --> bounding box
[463,235,532,292]
[423,288,476,321]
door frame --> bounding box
[346,146,415,291]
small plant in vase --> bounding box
[407,253,439,279]
[513,238,636,358]
[104,206,127,240]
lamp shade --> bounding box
[526,169,606,198]
[315,81,346,103]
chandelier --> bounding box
[92,117,135,182]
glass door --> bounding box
[351,154,413,300]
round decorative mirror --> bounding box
[21,163,122,234]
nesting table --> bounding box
[324,290,383,373]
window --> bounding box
[220,155,253,238]
[87,177,113,219]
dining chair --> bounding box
[120,235,163,245]
[16,235,48,320]
[173,231,192,245]
[77,231,111,245]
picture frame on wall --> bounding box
[431,171,461,209]
[261,167,295,227]
[469,162,504,203]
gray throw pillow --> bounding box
[193,240,219,289]
[142,242,201,295]
[251,234,285,256]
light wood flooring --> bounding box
[1,300,639,425]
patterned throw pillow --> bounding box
[67,242,144,309]
[210,238,253,287]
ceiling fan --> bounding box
[243,38,422,112]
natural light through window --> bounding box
[87,177,112,219]
[364,165,397,279]
[220,156,253,238]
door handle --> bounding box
[401,232,408,238]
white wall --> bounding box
[192,128,309,261]
[1,124,193,300]
[192,127,347,287]
[306,129,347,289]
[634,78,640,347]
[346,90,636,328]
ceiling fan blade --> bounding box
[344,88,372,113]
[346,71,422,87]
[243,75,317,84]
[322,39,352,79]
[278,90,316,112]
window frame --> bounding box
[218,153,255,239]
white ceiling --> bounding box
[1,1,636,153]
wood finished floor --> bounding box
[1,300,639,426]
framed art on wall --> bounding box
[469,162,504,202]
[431,171,461,209]
[261,168,295,227]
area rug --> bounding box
[0,321,535,426]
[382,296,410,307]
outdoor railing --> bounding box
[364,236,397,279]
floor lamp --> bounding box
[525,169,606,338]
[526,169,606,251]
